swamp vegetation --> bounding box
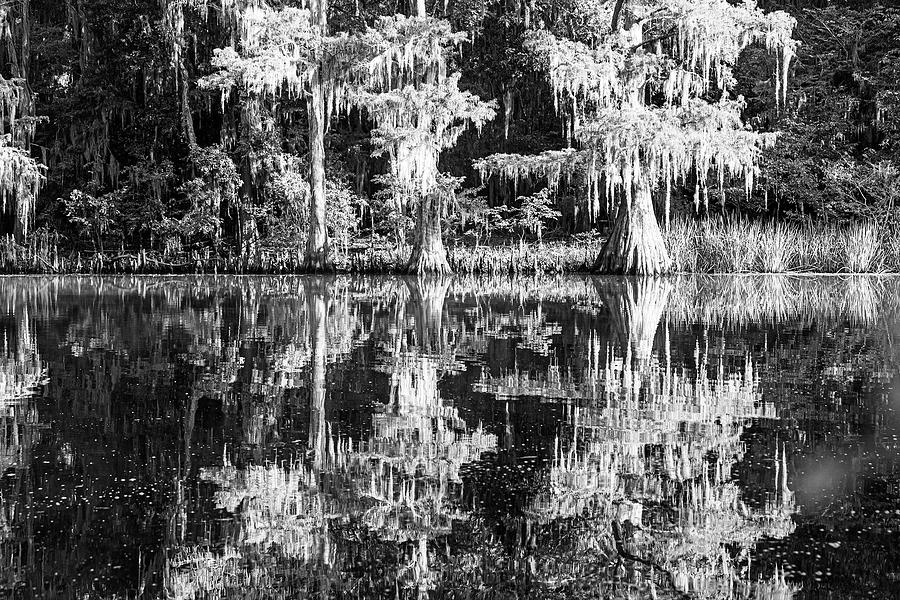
[0,0,897,274]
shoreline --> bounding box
[4,217,899,275]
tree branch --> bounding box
[611,0,626,32]
[632,30,675,51]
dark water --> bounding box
[1,275,899,600]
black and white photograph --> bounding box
[0,0,898,598]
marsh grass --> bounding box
[757,222,797,273]
[842,221,883,272]
[666,216,894,274]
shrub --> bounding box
[63,189,120,252]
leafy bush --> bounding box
[327,178,361,256]
[262,155,309,248]
[63,188,120,251]
[160,146,241,254]
[513,188,561,243]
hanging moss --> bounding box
[0,5,44,239]
[0,137,46,236]
[355,74,496,195]
[475,149,588,196]
[202,8,465,121]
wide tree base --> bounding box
[408,193,453,275]
[406,242,452,275]
[593,183,673,276]
[594,235,673,275]
[303,247,334,273]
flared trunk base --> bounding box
[303,245,333,273]
[407,242,451,275]
[594,180,672,276]
[407,194,452,275]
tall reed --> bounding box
[756,221,797,272]
[665,216,890,274]
[841,221,882,272]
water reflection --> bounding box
[0,275,897,599]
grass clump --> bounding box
[841,221,882,272]
[756,221,797,273]
[665,216,889,273]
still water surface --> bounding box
[1,275,899,599]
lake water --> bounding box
[1,275,899,599]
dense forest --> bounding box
[0,0,897,274]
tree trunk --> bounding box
[305,0,331,272]
[238,158,258,266]
[12,215,26,244]
[594,177,672,275]
[407,192,451,274]
[8,0,33,244]
[305,72,330,271]
[503,88,514,140]
[180,59,196,149]
[167,0,196,150]
[238,207,257,264]
[610,0,626,32]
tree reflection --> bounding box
[307,277,328,468]
[166,277,496,598]
[471,276,796,598]
[0,301,46,592]
[0,302,44,473]
[0,275,896,598]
